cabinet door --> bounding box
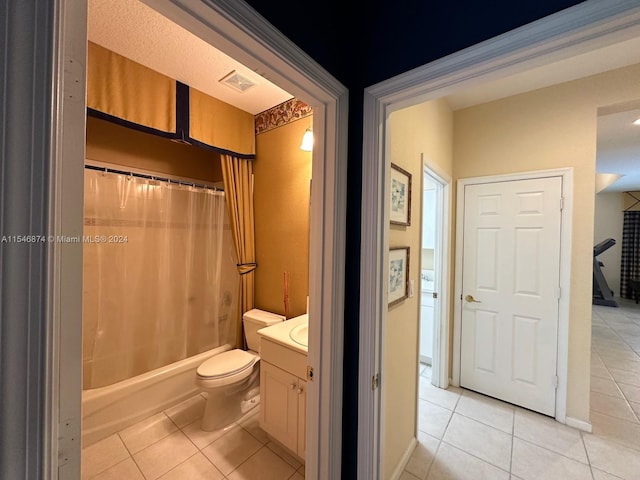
[260,361,298,453]
[297,379,306,458]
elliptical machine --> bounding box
[593,238,618,307]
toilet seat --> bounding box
[196,349,258,388]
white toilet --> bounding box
[196,308,285,431]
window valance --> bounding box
[86,42,255,158]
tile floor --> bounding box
[83,300,640,480]
[81,393,305,480]
[401,299,640,480]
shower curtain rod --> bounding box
[84,164,224,192]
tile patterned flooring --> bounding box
[81,394,305,480]
[83,300,640,479]
[401,300,640,480]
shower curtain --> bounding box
[82,169,238,389]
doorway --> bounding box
[419,174,438,369]
[358,3,640,478]
[50,0,347,477]
[419,164,450,390]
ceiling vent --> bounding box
[219,70,255,93]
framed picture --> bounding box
[388,246,410,307]
[390,163,412,226]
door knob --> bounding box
[465,294,481,303]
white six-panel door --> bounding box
[460,177,562,416]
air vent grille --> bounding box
[219,70,255,93]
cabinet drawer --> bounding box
[260,339,307,378]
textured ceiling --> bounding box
[87,0,293,115]
[89,0,639,191]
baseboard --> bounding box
[565,416,592,433]
[390,437,418,480]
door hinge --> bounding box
[432,292,438,299]
[552,375,559,388]
[307,365,314,382]
[372,373,380,390]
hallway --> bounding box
[401,300,640,480]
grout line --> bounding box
[579,431,596,480]
[226,443,272,477]
[511,429,592,467]
[614,381,640,423]
[163,402,188,431]
[439,439,511,475]
[117,431,135,459]
[592,319,640,425]
[128,451,148,480]
[450,409,513,435]
[423,438,441,480]
[157,452,201,479]
[509,405,515,475]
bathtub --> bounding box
[82,344,231,447]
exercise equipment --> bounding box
[593,238,618,307]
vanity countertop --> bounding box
[257,313,308,354]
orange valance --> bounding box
[87,42,176,133]
[86,42,255,156]
[190,88,255,156]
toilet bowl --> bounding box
[196,308,285,431]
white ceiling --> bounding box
[597,108,640,192]
[88,0,640,192]
[445,34,640,193]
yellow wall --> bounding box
[86,116,223,182]
[254,118,312,318]
[384,99,453,479]
[453,62,640,422]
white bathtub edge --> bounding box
[82,345,231,447]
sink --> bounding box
[289,323,308,347]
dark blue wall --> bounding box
[246,1,586,477]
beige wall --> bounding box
[453,63,640,422]
[384,99,453,478]
[594,192,624,296]
[253,118,311,318]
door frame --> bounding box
[421,161,451,390]
[452,168,573,424]
[359,3,640,478]
[49,0,347,477]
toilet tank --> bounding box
[243,309,286,351]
